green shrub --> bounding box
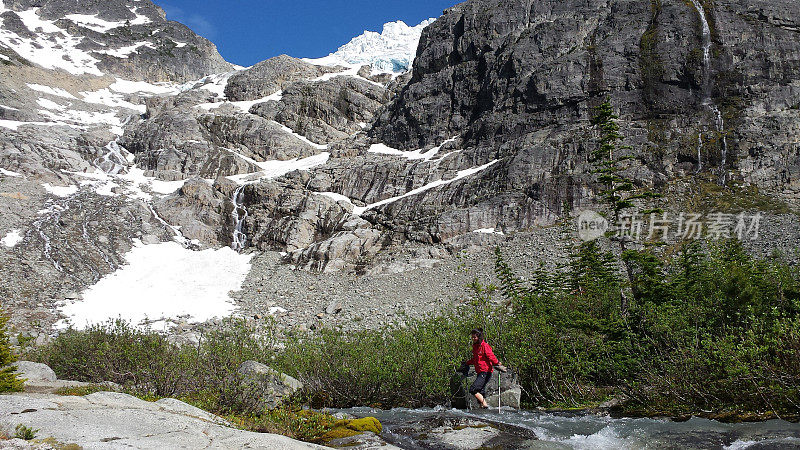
[275,313,469,408]
[14,424,37,440]
[29,319,193,397]
[54,384,114,397]
[29,318,276,410]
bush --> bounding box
[30,319,194,397]
[493,239,800,416]
[14,424,37,440]
[276,313,469,408]
[29,318,275,408]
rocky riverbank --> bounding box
[0,362,325,449]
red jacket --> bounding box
[466,340,499,373]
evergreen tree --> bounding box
[0,312,23,392]
[589,99,661,312]
[589,99,660,226]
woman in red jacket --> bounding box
[463,328,505,409]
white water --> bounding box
[690,0,728,183]
[230,185,248,252]
[339,407,800,449]
[28,201,68,271]
[714,106,729,184]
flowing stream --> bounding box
[337,406,800,449]
[689,0,728,183]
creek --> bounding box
[337,406,800,449]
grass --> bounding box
[219,406,341,443]
[53,384,112,397]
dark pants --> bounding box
[469,371,492,396]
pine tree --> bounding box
[590,99,660,226]
[0,313,23,393]
[589,99,661,313]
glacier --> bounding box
[305,18,436,74]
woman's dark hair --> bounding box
[470,328,484,342]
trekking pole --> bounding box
[498,370,501,413]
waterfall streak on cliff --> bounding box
[231,185,248,252]
[690,0,727,183]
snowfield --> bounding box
[57,241,253,330]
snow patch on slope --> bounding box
[0,168,22,177]
[27,84,77,99]
[368,137,458,161]
[94,41,155,59]
[226,151,330,185]
[306,19,435,74]
[1,229,23,247]
[56,240,253,330]
[64,12,152,33]
[0,6,103,75]
[42,183,79,197]
[352,160,499,215]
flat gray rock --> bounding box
[0,392,324,449]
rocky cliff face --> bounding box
[372,0,800,214]
[1,0,799,335]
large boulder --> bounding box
[12,361,56,383]
[237,360,304,411]
[451,368,521,410]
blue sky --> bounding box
[152,0,458,67]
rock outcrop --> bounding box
[154,179,232,247]
[224,55,335,102]
[252,76,391,144]
[0,392,322,449]
[369,0,800,211]
[3,0,233,82]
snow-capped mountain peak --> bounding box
[306,18,436,74]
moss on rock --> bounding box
[319,417,383,442]
[345,417,382,433]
